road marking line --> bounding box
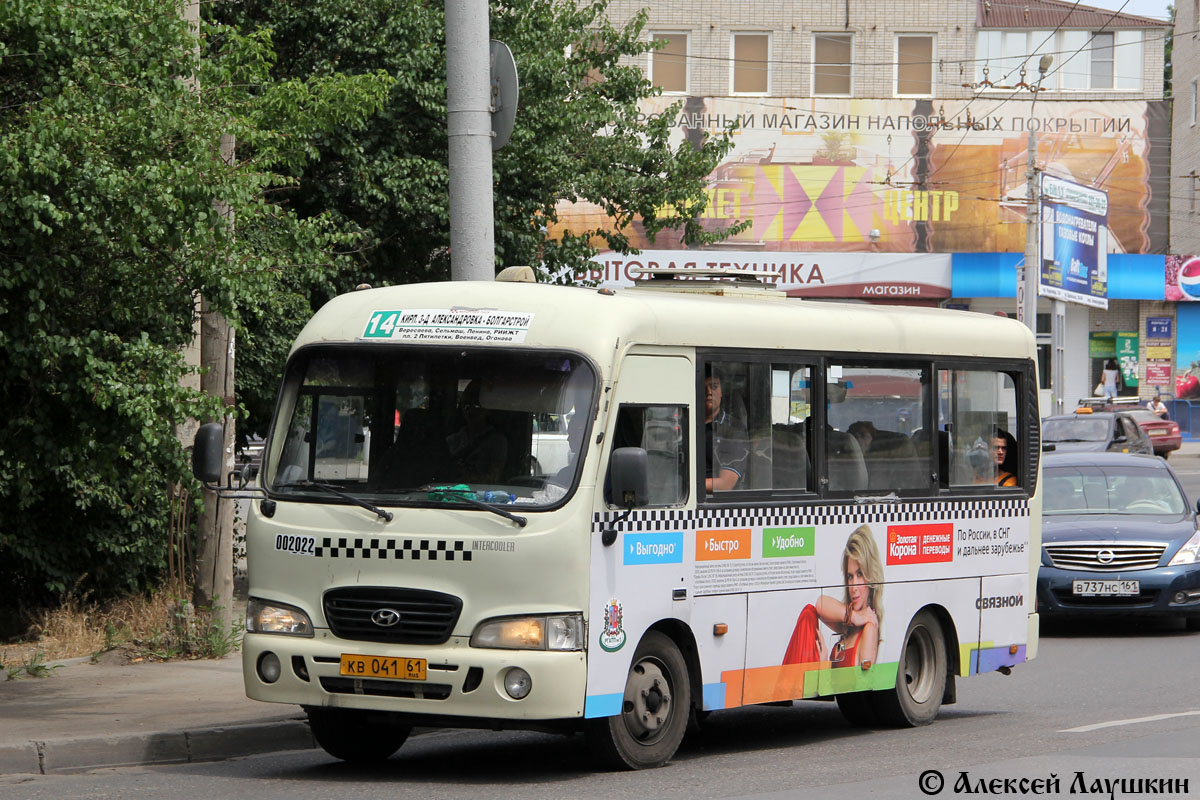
[1060,710,1200,733]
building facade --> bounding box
[557,0,1174,415]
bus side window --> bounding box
[703,360,812,495]
[607,405,688,507]
[940,368,1022,489]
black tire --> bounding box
[587,631,691,769]
[1185,615,1200,632]
[873,610,947,727]
[306,707,411,763]
[835,690,879,726]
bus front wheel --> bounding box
[587,631,691,769]
[306,707,411,763]
[874,610,946,727]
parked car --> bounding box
[1039,451,1200,628]
[1123,408,1182,459]
[1041,408,1154,456]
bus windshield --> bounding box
[266,347,595,509]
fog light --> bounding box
[258,651,282,684]
[503,667,532,699]
[1174,591,1189,604]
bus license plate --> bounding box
[1072,580,1139,596]
[340,654,427,681]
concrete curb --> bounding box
[0,717,315,775]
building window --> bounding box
[651,32,688,93]
[813,33,853,96]
[895,34,934,96]
[976,30,1140,91]
[731,33,770,94]
[1090,32,1114,89]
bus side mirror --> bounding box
[193,423,224,485]
[609,447,649,509]
[602,448,649,547]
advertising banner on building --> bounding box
[1038,175,1108,309]
[582,250,952,298]
[1165,255,1200,301]
[552,97,1169,283]
[1175,304,1200,399]
[1116,332,1139,389]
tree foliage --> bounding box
[208,0,742,437]
[0,0,389,617]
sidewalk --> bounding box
[0,654,314,775]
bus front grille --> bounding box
[320,677,453,700]
[323,587,463,644]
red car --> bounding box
[1124,408,1182,458]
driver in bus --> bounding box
[446,381,508,483]
[704,368,748,492]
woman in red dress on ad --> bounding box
[783,525,883,670]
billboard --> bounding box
[1037,175,1108,309]
[551,97,1168,275]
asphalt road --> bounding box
[5,448,1196,798]
[3,617,1196,800]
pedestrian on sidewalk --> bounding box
[1100,359,1121,400]
[1148,392,1169,419]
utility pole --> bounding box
[183,0,235,628]
[446,0,495,280]
[1019,54,1053,335]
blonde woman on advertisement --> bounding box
[782,525,883,670]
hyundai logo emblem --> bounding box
[1097,549,1116,565]
[371,608,402,627]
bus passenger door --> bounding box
[586,355,736,716]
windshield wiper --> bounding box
[288,481,394,522]
[430,488,528,527]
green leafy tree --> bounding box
[0,0,389,619]
[208,0,742,438]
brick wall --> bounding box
[604,0,1165,101]
[1172,1,1200,255]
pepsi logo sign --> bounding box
[1180,257,1200,299]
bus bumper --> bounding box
[242,630,588,722]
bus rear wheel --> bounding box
[306,707,411,763]
[873,610,946,727]
[587,631,691,769]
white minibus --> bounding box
[195,268,1041,769]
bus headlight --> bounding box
[246,597,314,636]
[471,613,584,651]
[1168,531,1200,566]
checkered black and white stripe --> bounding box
[593,498,1028,533]
[314,537,473,561]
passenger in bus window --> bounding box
[704,369,748,492]
[847,420,877,455]
[990,427,1018,487]
[781,525,882,670]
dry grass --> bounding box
[0,583,219,670]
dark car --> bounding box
[1041,409,1154,456]
[1038,451,1200,628]
[1123,408,1182,459]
